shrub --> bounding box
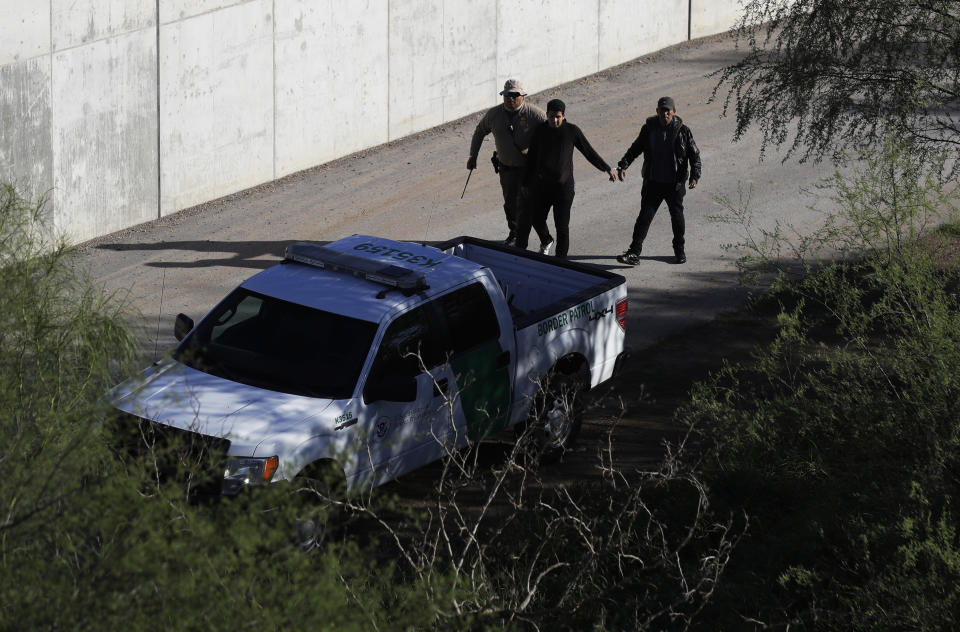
[687,143,960,628]
[0,185,447,630]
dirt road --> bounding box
[81,32,834,423]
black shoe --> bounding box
[504,231,517,246]
[616,250,641,266]
[675,250,686,264]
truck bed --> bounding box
[437,236,625,328]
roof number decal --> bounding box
[353,242,443,268]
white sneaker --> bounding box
[538,238,555,255]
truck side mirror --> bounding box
[363,375,417,403]
[174,313,195,341]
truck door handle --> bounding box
[495,350,510,368]
[433,378,448,397]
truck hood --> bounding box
[108,358,340,451]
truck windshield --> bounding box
[175,288,378,399]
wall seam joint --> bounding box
[272,0,277,181]
[597,0,601,72]
[387,0,391,142]
[440,0,445,124]
[156,0,161,219]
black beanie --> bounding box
[546,98,566,114]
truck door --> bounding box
[434,280,514,443]
[358,303,458,485]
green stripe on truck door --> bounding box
[450,339,511,442]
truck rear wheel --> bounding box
[519,366,587,463]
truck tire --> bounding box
[518,366,587,463]
[296,460,347,502]
[292,460,346,550]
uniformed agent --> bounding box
[467,79,548,246]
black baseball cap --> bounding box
[657,96,676,111]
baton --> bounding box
[461,168,474,199]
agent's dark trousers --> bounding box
[518,179,574,256]
[498,166,525,233]
[629,180,685,253]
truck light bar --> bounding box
[284,242,428,291]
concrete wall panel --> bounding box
[274,0,388,177]
[51,0,155,50]
[159,0,273,215]
[691,0,741,40]
[160,0,247,23]
[387,0,498,139]
[497,0,599,95]
[0,4,50,66]
[387,0,445,139]
[599,0,688,69]
[51,28,157,242]
[440,0,498,122]
[0,57,53,203]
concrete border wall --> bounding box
[0,0,743,243]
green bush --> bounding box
[0,183,137,554]
[687,143,960,628]
[0,185,450,630]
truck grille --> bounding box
[111,412,231,498]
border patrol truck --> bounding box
[109,235,628,495]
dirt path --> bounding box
[81,31,830,477]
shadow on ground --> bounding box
[96,239,328,270]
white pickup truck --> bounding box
[109,234,628,495]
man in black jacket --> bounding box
[615,96,701,265]
[516,98,616,257]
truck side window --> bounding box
[370,306,442,380]
[437,283,501,354]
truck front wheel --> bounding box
[292,460,347,549]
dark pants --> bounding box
[517,179,574,256]
[498,166,525,234]
[629,180,686,253]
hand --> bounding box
[617,167,627,182]
[466,156,477,170]
[688,179,698,189]
[607,169,616,182]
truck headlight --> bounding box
[223,456,279,493]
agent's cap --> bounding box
[657,96,676,111]
[546,98,566,114]
[500,79,527,96]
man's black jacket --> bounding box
[618,115,701,184]
[523,121,611,186]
